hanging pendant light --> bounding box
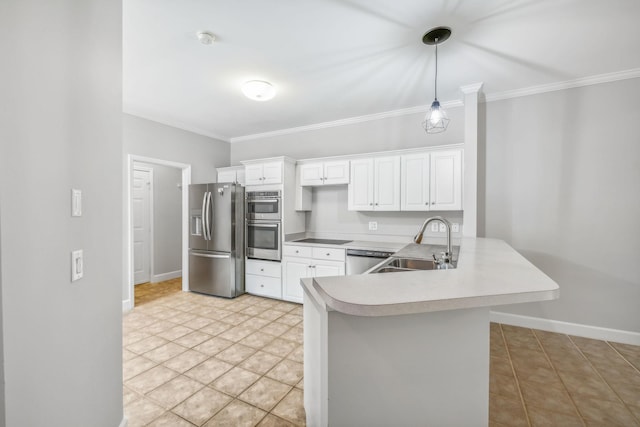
[422,27,452,134]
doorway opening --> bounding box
[125,155,191,311]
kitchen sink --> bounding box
[385,258,439,270]
[367,256,456,274]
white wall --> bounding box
[0,0,123,425]
[230,107,465,164]
[124,114,230,183]
[137,162,183,279]
[481,78,640,333]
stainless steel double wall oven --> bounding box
[246,190,282,261]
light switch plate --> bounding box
[431,223,439,232]
[71,189,82,217]
[452,223,460,233]
[71,250,83,281]
[368,221,378,231]
[439,223,447,232]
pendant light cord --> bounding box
[434,37,439,101]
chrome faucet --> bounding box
[413,216,453,267]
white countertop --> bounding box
[284,239,405,252]
[303,237,559,317]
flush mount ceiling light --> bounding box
[422,26,452,134]
[242,80,276,101]
[197,31,216,45]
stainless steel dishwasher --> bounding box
[346,249,395,275]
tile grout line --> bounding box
[498,323,532,427]
[566,335,640,425]
[606,340,640,376]
[530,330,587,426]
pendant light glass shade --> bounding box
[422,99,449,133]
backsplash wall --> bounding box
[305,186,463,243]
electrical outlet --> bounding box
[368,221,378,231]
[439,223,447,232]
[431,223,439,232]
[71,250,83,281]
[452,223,460,233]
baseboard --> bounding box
[490,311,640,346]
[119,415,128,427]
[122,299,133,313]
[151,270,182,283]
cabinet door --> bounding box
[299,163,324,186]
[217,170,237,184]
[401,153,430,211]
[262,162,283,184]
[374,156,400,211]
[313,260,345,278]
[430,150,462,210]
[348,159,374,211]
[283,257,311,303]
[244,164,264,185]
[323,160,350,185]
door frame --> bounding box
[125,154,191,311]
[132,164,154,285]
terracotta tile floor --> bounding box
[124,281,640,426]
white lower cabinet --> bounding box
[282,245,345,303]
[245,259,282,299]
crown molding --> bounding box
[460,82,484,95]
[122,105,230,142]
[228,100,464,143]
[484,68,640,103]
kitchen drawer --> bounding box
[312,247,346,262]
[245,274,282,299]
[283,245,313,258]
[246,259,281,278]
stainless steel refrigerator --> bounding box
[189,183,245,298]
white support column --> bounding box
[460,83,483,237]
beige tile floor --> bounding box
[125,280,640,426]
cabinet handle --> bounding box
[260,284,264,287]
[375,203,379,206]
[431,202,435,205]
[369,203,373,206]
[295,250,299,253]
[326,253,330,256]
[260,268,264,272]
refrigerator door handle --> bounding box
[191,251,230,259]
[207,191,213,239]
[201,192,209,240]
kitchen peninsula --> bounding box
[302,237,559,426]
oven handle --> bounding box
[248,199,279,203]
[248,223,279,228]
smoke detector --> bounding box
[197,31,216,45]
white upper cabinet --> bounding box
[400,149,462,211]
[299,160,349,186]
[244,161,283,185]
[401,153,430,211]
[348,156,400,211]
[430,149,462,210]
[217,166,245,185]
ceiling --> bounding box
[123,0,640,142]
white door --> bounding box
[262,161,283,184]
[244,164,264,185]
[132,167,152,284]
[282,257,311,303]
[313,260,345,278]
[323,160,350,185]
[300,163,324,186]
[431,150,462,210]
[401,153,430,211]
[348,158,374,210]
[374,156,400,211]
